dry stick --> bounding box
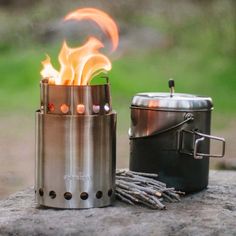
[117,180,161,196]
[115,169,184,209]
[161,192,175,203]
[125,174,166,188]
[135,192,165,210]
[149,195,166,209]
[126,171,158,178]
[116,188,139,203]
[162,189,181,201]
[133,193,157,208]
[116,192,135,206]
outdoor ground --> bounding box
[0,0,235,199]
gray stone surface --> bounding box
[0,170,236,236]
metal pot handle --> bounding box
[178,130,226,159]
[129,114,194,139]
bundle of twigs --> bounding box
[115,169,184,209]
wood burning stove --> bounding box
[35,79,116,208]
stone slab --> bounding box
[0,170,236,236]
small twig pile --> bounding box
[115,169,184,210]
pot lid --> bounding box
[131,80,213,111]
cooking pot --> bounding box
[129,80,225,193]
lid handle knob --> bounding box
[168,79,175,97]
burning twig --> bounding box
[115,169,185,209]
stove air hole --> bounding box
[49,191,56,199]
[60,104,69,114]
[77,104,85,114]
[39,188,44,197]
[92,105,100,114]
[96,191,103,199]
[64,192,72,200]
[104,103,110,113]
[80,192,89,200]
[47,103,55,112]
[108,189,113,197]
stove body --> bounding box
[35,80,116,208]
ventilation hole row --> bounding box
[37,188,113,200]
[47,103,110,114]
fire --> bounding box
[40,8,119,85]
[64,8,118,52]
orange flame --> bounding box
[40,8,119,85]
[64,8,119,52]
